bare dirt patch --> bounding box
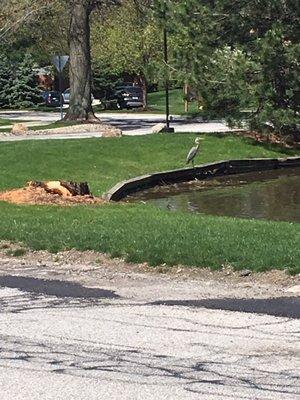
[0,241,299,300]
[0,186,105,206]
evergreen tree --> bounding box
[0,54,12,108]
[155,0,300,136]
[8,53,41,108]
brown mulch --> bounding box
[240,130,300,149]
[0,186,105,206]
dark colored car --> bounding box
[114,86,143,109]
[41,91,63,107]
[63,88,94,104]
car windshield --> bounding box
[117,86,142,94]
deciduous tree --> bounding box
[91,0,162,108]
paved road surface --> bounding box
[0,111,237,141]
[0,264,299,400]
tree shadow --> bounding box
[0,275,120,314]
[149,297,300,319]
[0,275,119,299]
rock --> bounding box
[151,123,166,134]
[286,285,300,295]
[11,123,28,135]
[102,126,122,137]
[239,269,252,277]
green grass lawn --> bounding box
[0,117,28,127]
[93,88,198,115]
[0,134,299,273]
[147,89,199,115]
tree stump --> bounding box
[28,181,91,197]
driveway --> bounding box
[0,252,299,400]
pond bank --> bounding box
[104,156,300,201]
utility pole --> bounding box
[162,4,174,133]
[52,55,69,120]
[58,56,63,120]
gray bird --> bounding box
[186,137,204,167]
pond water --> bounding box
[129,167,300,223]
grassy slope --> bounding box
[1,134,296,195]
[0,134,299,272]
[147,89,199,115]
[0,202,298,273]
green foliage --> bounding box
[92,59,123,99]
[0,54,13,107]
[155,0,300,135]
[91,0,163,92]
[8,53,41,109]
[0,0,68,64]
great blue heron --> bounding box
[186,137,204,167]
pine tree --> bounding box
[156,0,300,136]
[9,53,41,108]
[0,54,13,108]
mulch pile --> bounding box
[242,130,300,149]
[0,186,105,206]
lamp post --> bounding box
[162,4,174,133]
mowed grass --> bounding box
[94,88,199,115]
[0,201,298,273]
[0,134,299,272]
[147,89,199,115]
[0,117,28,127]
[0,134,296,195]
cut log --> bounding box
[60,181,91,196]
[27,181,91,197]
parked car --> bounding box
[41,91,63,107]
[63,88,94,104]
[112,86,143,109]
[62,88,70,104]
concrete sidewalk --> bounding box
[0,110,238,141]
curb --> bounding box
[103,157,300,201]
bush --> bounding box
[8,53,41,109]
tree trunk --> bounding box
[135,74,147,109]
[64,0,98,122]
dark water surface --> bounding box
[130,168,300,222]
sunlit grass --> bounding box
[1,134,296,195]
[0,134,299,272]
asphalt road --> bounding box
[0,271,299,400]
